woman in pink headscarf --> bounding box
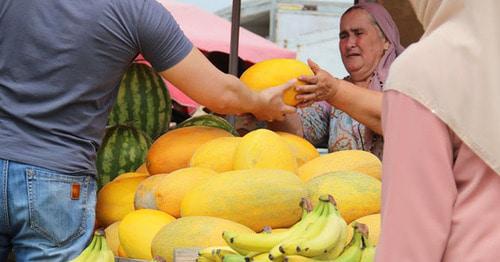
[270,2,404,158]
[376,0,500,261]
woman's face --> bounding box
[339,8,389,81]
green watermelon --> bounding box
[177,114,239,136]
[108,63,172,140]
[96,124,151,188]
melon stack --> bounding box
[94,58,384,262]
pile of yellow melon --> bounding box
[95,125,382,262]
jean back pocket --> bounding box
[26,168,95,246]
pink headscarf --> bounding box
[344,2,405,91]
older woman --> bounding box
[270,2,404,158]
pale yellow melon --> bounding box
[306,171,381,223]
[240,58,314,106]
[233,129,297,172]
[117,245,127,258]
[113,172,149,182]
[104,221,120,256]
[96,177,145,227]
[181,168,308,231]
[146,126,233,175]
[155,167,217,217]
[345,213,380,246]
[151,216,254,262]
[134,174,167,210]
[119,209,176,260]
[189,137,242,172]
[135,163,150,175]
[298,150,381,181]
[276,131,320,167]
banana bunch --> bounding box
[279,223,375,262]
[221,195,347,262]
[70,230,114,262]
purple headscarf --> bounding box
[343,2,405,91]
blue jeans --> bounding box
[0,159,97,261]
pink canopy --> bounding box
[148,0,296,111]
[157,0,296,63]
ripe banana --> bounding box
[312,222,347,260]
[332,224,364,262]
[296,196,347,257]
[70,230,114,262]
[199,246,239,262]
[268,200,328,260]
[223,198,318,253]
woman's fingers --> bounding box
[295,84,318,93]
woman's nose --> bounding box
[347,35,357,47]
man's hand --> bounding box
[252,80,297,122]
[295,59,340,107]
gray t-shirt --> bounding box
[0,0,193,174]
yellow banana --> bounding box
[223,198,319,253]
[284,255,322,262]
[312,222,347,260]
[199,246,239,262]
[297,196,347,257]
[268,201,327,260]
[70,233,98,262]
[331,224,364,262]
[197,256,216,262]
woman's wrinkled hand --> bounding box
[295,59,340,107]
[252,79,297,122]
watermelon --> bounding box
[96,124,151,188]
[177,114,239,136]
[108,63,172,140]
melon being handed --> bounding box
[240,58,314,106]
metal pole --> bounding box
[269,0,277,42]
[229,0,241,76]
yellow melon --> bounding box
[119,209,176,260]
[134,174,167,210]
[104,221,120,256]
[190,137,242,172]
[135,163,150,175]
[96,176,145,227]
[298,150,381,181]
[233,129,297,172]
[306,171,381,223]
[240,58,314,106]
[276,131,320,167]
[117,245,127,258]
[155,167,218,218]
[146,126,233,175]
[345,213,380,246]
[181,168,308,231]
[151,216,254,262]
[113,172,149,182]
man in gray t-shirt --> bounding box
[0,0,296,260]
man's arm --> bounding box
[159,48,295,121]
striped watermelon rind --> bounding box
[177,114,239,136]
[108,63,172,140]
[96,124,152,188]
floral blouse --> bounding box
[298,101,383,159]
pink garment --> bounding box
[376,90,500,261]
